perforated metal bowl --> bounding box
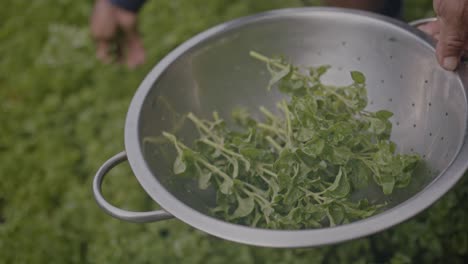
[93,8,468,247]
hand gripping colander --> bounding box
[93,8,468,248]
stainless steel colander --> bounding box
[93,8,468,248]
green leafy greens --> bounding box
[163,51,420,229]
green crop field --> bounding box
[1,0,467,263]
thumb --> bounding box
[434,0,467,70]
[437,19,465,70]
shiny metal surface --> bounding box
[409,17,437,27]
[98,8,468,247]
[93,151,173,223]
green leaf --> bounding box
[330,172,351,198]
[284,187,303,205]
[220,178,234,195]
[240,147,265,160]
[331,147,352,165]
[262,205,274,217]
[304,203,326,219]
[231,194,255,219]
[227,156,239,178]
[278,172,292,189]
[296,127,315,142]
[198,171,212,189]
[351,71,366,84]
[381,175,396,195]
[268,64,291,90]
[326,209,336,227]
[302,139,325,157]
[325,167,351,198]
[396,172,412,188]
[265,176,280,196]
[319,160,327,169]
[173,155,186,174]
[327,168,343,192]
[376,110,394,120]
[274,148,296,170]
[316,65,331,77]
[342,199,380,219]
[328,204,345,226]
[350,161,369,189]
[296,150,317,168]
[401,154,420,172]
[369,118,387,134]
[232,107,255,127]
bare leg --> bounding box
[113,6,146,68]
[90,0,146,68]
[90,0,117,63]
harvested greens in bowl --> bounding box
[163,51,420,229]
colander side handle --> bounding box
[93,151,174,223]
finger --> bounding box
[434,0,468,70]
[422,33,468,47]
[436,20,465,70]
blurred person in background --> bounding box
[90,0,468,71]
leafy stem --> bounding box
[200,137,250,170]
[187,112,223,142]
[265,136,283,152]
